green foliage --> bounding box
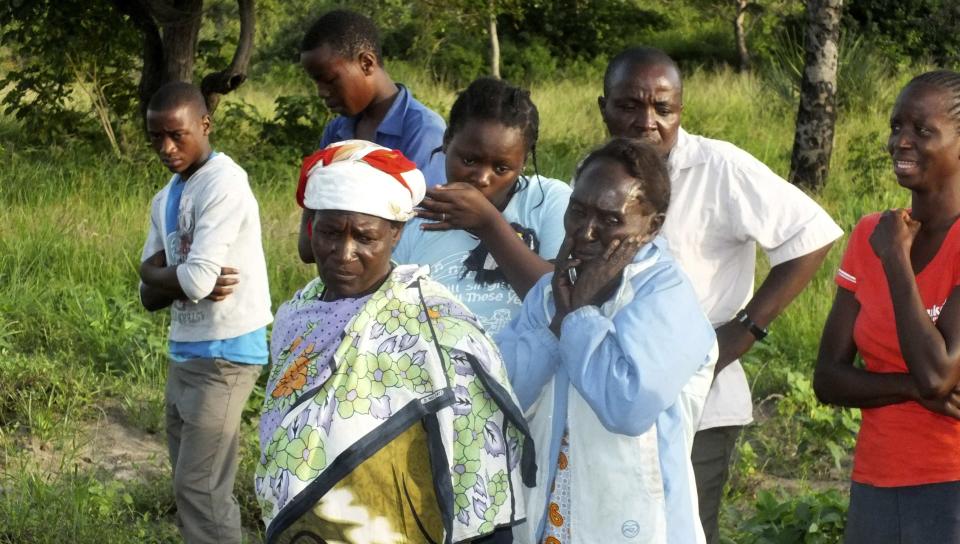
[844,0,960,65]
[218,94,331,157]
[761,29,894,114]
[0,471,179,543]
[503,0,668,61]
[0,0,140,145]
[741,368,859,481]
[778,371,860,473]
[736,489,847,543]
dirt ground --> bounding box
[18,406,167,482]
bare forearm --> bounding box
[140,283,177,311]
[883,252,960,397]
[716,244,833,372]
[747,245,833,329]
[140,262,186,298]
[476,215,553,300]
[814,362,918,408]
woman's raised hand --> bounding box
[569,236,641,309]
[549,234,640,336]
[870,208,921,262]
[417,183,499,234]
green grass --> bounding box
[0,63,907,542]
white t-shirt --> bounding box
[393,175,571,336]
[662,128,843,430]
[140,153,273,342]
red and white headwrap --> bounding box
[296,140,426,222]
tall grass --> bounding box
[0,61,908,541]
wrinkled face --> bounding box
[888,83,960,191]
[145,104,211,179]
[565,158,664,263]
[599,61,683,158]
[444,120,527,210]
[300,43,373,117]
[311,210,402,299]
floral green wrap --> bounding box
[256,264,535,543]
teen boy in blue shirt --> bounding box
[297,9,446,263]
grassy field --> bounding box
[0,61,914,542]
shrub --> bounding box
[735,489,847,544]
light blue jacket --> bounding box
[496,239,717,543]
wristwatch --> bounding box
[734,309,768,341]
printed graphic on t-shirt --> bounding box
[167,196,205,323]
[428,252,521,335]
[166,195,194,267]
[929,300,945,322]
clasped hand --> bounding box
[549,234,641,335]
[142,250,239,302]
[870,208,921,261]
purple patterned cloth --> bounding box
[258,290,370,451]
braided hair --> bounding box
[301,10,382,64]
[905,70,960,131]
[444,77,544,205]
[574,137,671,216]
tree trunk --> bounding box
[202,0,255,114]
[789,0,843,190]
[156,0,203,83]
[733,0,751,72]
[488,2,500,79]
[109,0,164,118]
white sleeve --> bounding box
[728,155,843,266]
[176,180,249,301]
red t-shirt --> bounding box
[836,212,960,487]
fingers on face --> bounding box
[606,236,642,262]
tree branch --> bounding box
[110,0,164,120]
[201,0,254,114]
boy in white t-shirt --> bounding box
[138,81,272,544]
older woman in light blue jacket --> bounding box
[498,139,717,544]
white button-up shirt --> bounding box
[662,128,843,429]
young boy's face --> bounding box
[301,43,374,117]
[146,104,212,179]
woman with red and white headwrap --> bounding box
[256,140,534,544]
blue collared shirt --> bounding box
[496,239,716,542]
[319,84,447,187]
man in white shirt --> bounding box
[596,46,843,543]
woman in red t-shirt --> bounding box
[815,71,960,543]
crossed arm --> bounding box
[138,250,239,312]
[815,210,960,416]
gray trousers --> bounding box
[845,480,960,543]
[691,425,742,544]
[165,358,261,544]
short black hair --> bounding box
[147,81,208,116]
[904,70,960,132]
[300,9,382,64]
[603,46,682,96]
[574,137,671,216]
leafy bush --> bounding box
[735,489,847,544]
[844,0,960,65]
[742,370,859,481]
[0,0,141,145]
[219,94,331,158]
